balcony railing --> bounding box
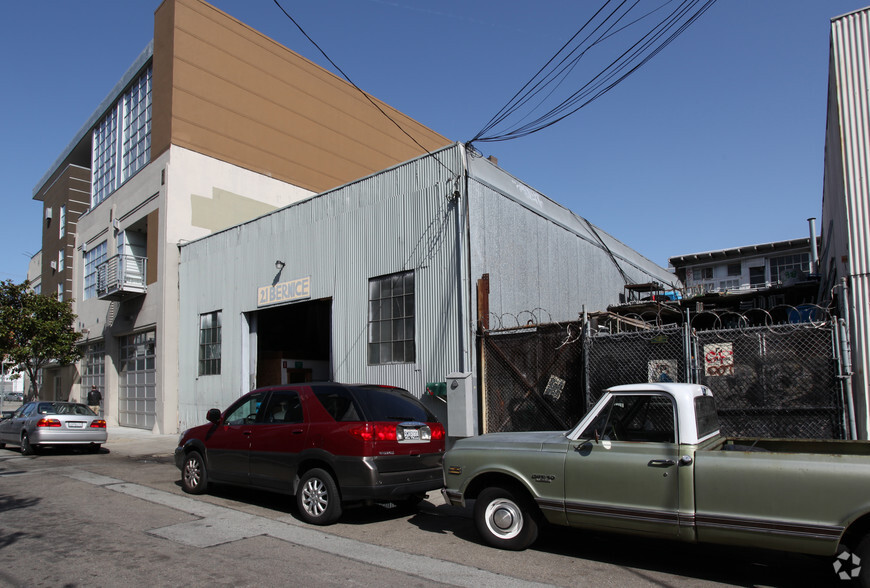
[96,254,147,301]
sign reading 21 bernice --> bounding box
[258,276,311,307]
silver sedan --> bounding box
[0,401,107,455]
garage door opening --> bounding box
[252,298,332,387]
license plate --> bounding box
[67,422,85,429]
[403,428,420,440]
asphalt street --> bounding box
[0,427,849,588]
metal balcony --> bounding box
[96,254,147,301]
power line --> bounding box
[469,0,717,145]
[271,0,450,173]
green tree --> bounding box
[0,280,82,400]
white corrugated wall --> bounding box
[826,8,870,437]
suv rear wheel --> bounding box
[297,468,342,525]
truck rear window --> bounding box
[695,395,720,438]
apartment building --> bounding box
[31,0,447,432]
[670,236,817,298]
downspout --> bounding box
[837,277,858,439]
[456,142,472,374]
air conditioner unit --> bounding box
[45,208,53,220]
[49,260,57,270]
[112,219,120,231]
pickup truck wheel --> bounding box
[474,487,539,550]
[297,468,342,525]
[849,535,870,587]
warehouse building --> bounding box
[177,143,679,432]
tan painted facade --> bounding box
[152,0,450,194]
[31,0,450,431]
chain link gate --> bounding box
[479,323,584,433]
[479,306,848,439]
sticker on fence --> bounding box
[704,342,734,376]
[648,360,677,383]
[544,375,565,400]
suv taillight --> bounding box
[430,423,445,441]
[348,423,397,442]
[36,418,62,428]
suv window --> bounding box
[313,386,362,422]
[224,391,267,425]
[350,385,434,422]
[263,390,304,424]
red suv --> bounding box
[174,383,445,525]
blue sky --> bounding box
[1,0,867,285]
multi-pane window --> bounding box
[727,262,741,276]
[92,107,117,206]
[122,69,152,181]
[693,267,713,281]
[91,66,152,208]
[57,283,63,302]
[83,241,107,300]
[80,342,105,403]
[770,253,810,283]
[368,271,415,365]
[58,250,64,272]
[59,205,66,238]
[199,311,222,376]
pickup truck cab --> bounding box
[442,383,870,583]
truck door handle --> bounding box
[648,459,676,467]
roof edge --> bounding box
[32,41,155,199]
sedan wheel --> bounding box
[181,450,208,494]
[21,433,35,456]
[474,486,539,550]
[296,468,342,525]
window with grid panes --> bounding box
[83,241,107,300]
[91,66,151,208]
[770,253,810,283]
[199,311,222,375]
[368,272,415,364]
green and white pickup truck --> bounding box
[442,383,870,580]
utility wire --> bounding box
[271,0,450,173]
[469,0,717,145]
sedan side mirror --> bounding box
[206,408,222,424]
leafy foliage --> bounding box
[0,280,81,400]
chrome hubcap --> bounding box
[184,458,201,488]
[484,498,523,539]
[301,477,328,516]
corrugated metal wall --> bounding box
[466,153,680,324]
[178,145,466,429]
[823,8,870,437]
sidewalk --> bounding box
[105,426,178,458]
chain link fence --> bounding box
[480,306,848,439]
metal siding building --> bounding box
[467,154,678,324]
[821,7,870,438]
[178,143,678,430]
